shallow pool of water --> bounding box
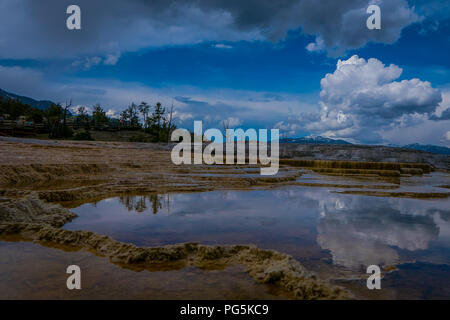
[0,241,285,299]
[65,186,450,270]
[58,172,450,298]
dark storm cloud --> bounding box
[0,0,419,59]
[301,0,420,56]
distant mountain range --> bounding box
[0,88,55,110]
[282,136,450,155]
[281,136,352,145]
[400,143,450,155]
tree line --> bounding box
[0,96,176,142]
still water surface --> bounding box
[66,186,450,273]
[2,172,450,299]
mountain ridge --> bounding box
[281,135,352,145]
[0,88,55,110]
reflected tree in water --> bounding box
[118,194,164,214]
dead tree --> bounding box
[63,99,72,127]
[166,102,175,143]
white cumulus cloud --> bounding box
[308,55,442,143]
[214,44,233,49]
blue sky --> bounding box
[64,20,450,91]
[0,0,449,146]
